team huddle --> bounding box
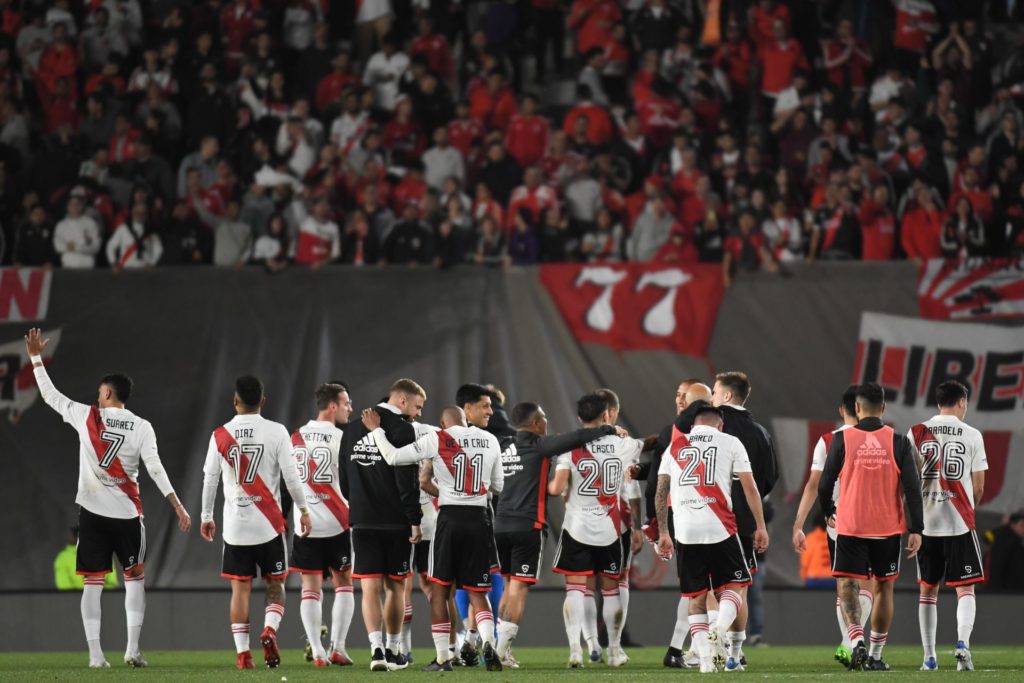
[23,327,987,673]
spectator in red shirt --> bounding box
[822,19,873,105]
[410,15,455,85]
[506,166,558,231]
[654,223,698,263]
[563,84,613,148]
[892,0,938,65]
[567,0,621,56]
[315,52,358,114]
[220,0,258,75]
[447,100,485,159]
[723,209,777,286]
[468,70,518,131]
[757,19,808,110]
[948,167,993,221]
[901,185,944,261]
[505,93,550,169]
[748,0,790,48]
[108,113,141,164]
[859,184,896,260]
[37,22,78,102]
[41,77,79,134]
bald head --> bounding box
[439,406,467,429]
[685,383,712,407]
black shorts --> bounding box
[738,534,759,574]
[429,506,493,591]
[677,535,752,596]
[917,531,985,588]
[352,527,413,581]
[77,507,145,576]
[290,531,352,574]
[552,530,623,578]
[414,538,431,575]
[832,534,901,581]
[496,529,544,583]
[222,535,288,580]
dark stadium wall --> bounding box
[0,263,932,591]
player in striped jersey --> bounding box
[25,329,191,669]
[200,376,312,670]
[907,381,988,672]
[289,383,354,668]
[791,386,872,667]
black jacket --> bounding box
[987,525,1024,592]
[817,417,925,534]
[341,403,421,530]
[642,399,709,519]
[494,426,616,533]
[719,404,779,536]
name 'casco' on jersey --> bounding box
[291,419,348,538]
[658,425,752,544]
[203,414,298,546]
[908,415,988,536]
[557,435,643,547]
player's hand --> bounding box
[630,529,643,555]
[826,514,836,529]
[906,532,922,558]
[613,426,629,438]
[410,525,422,544]
[657,531,674,558]
[626,464,640,482]
[792,528,806,553]
[754,527,769,553]
[361,408,381,431]
[298,512,312,538]
[200,520,216,542]
[24,328,49,358]
[175,505,192,533]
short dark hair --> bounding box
[235,375,264,408]
[455,383,491,409]
[329,379,350,392]
[841,385,858,417]
[693,405,724,423]
[100,374,133,402]
[936,380,969,407]
[577,392,610,423]
[715,371,751,403]
[855,382,885,411]
[315,383,346,411]
[511,401,541,428]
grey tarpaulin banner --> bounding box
[1,262,950,589]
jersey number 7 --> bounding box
[227,444,265,485]
[98,432,125,469]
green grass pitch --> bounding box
[1,646,1022,681]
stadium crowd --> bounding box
[0,1,1023,279]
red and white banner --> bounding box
[918,258,1024,320]
[0,268,53,322]
[539,264,725,357]
[0,328,62,422]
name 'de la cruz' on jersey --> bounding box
[557,435,643,547]
[33,363,177,519]
[373,424,504,507]
[291,419,349,538]
[658,425,753,544]
[203,414,304,546]
[908,415,988,536]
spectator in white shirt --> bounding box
[869,66,910,121]
[106,201,163,270]
[54,194,102,269]
[423,126,465,190]
[275,115,317,177]
[283,0,321,52]
[363,34,409,112]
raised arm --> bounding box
[26,328,89,427]
[139,421,191,532]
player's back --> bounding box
[558,434,642,546]
[291,419,347,538]
[909,415,987,535]
[206,413,291,545]
[341,403,417,530]
[660,425,751,544]
[432,424,502,507]
[78,406,158,519]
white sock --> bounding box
[124,573,145,656]
[847,622,864,648]
[716,590,741,635]
[82,579,105,661]
[402,603,413,654]
[670,596,689,650]
[432,621,450,662]
[582,588,599,653]
[563,585,585,655]
[956,593,975,647]
[859,589,873,629]
[231,623,250,654]
[602,588,623,649]
[618,580,630,629]
[476,608,496,647]
[264,599,284,633]
[868,631,887,659]
[466,628,479,647]
[688,614,710,657]
[497,621,519,658]
[331,586,354,653]
[707,609,719,631]
[837,597,850,647]
[727,630,745,659]
[920,594,937,659]
[369,630,383,654]
[300,589,326,659]
[385,632,401,653]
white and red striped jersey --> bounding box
[617,475,642,535]
[556,435,643,546]
[201,414,305,546]
[907,415,987,537]
[291,419,348,538]
[293,216,340,265]
[658,425,752,545]
[811,424,852,540]
[33,365,176,519]
[371,424,503,508]
[411,422,439,540]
